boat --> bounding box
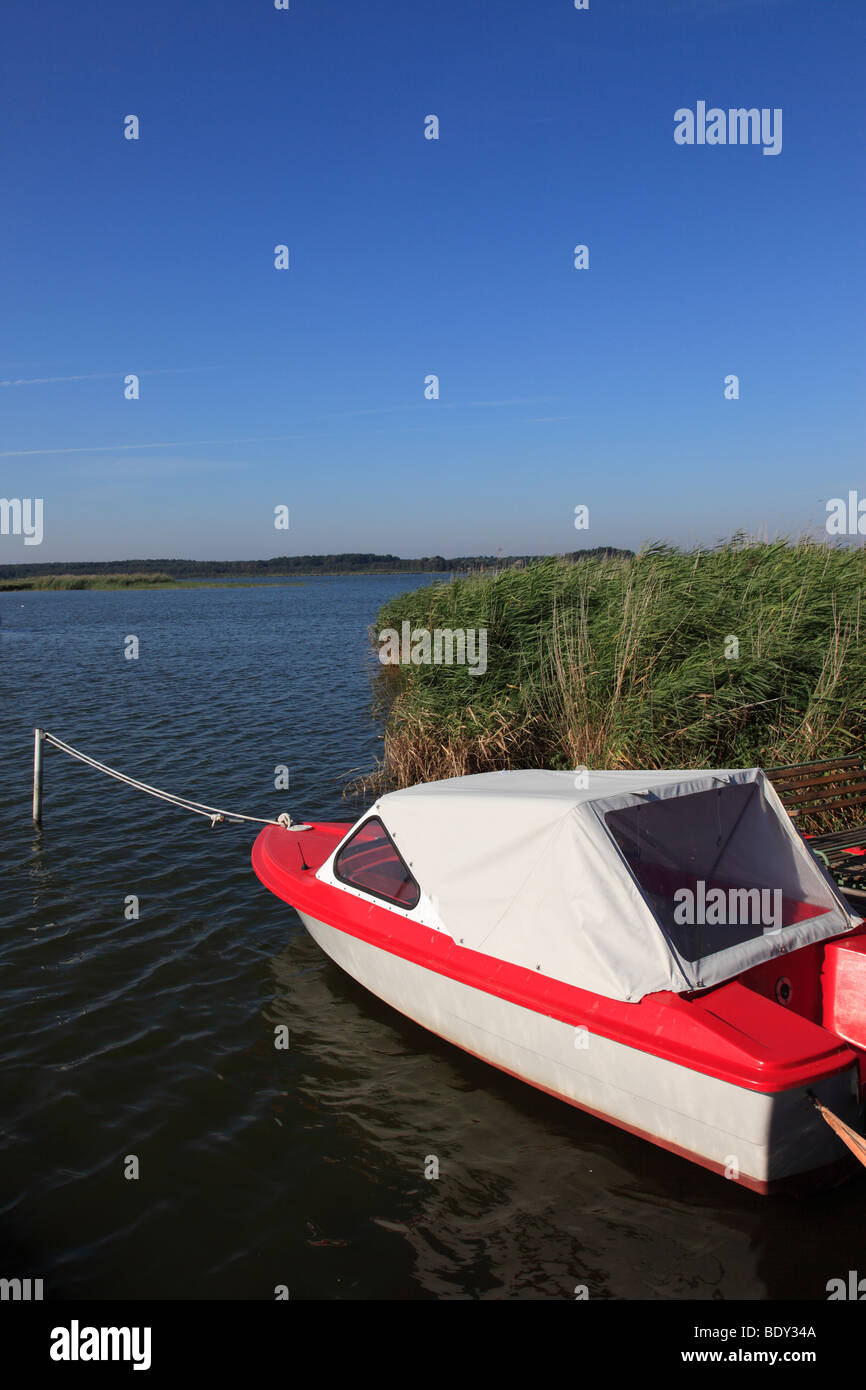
[251,767,866,1194]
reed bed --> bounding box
[0,572,176,590]
[354,537,866,806]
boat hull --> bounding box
[299,909,860,1194]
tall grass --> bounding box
[0,572,176,590]
[355,537,866,798]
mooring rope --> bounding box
[39,730,292,829]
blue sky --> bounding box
[1,0,863,561]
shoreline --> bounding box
[0,579,312,591]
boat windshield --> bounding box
[604,782,840,966]
[334,816,421,909]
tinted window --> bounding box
[334,817,420,909]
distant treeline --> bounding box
[0,549,632,579]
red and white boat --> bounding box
[252,768,866,1194]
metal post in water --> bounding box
[32,727,44,826]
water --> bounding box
[1,576,863,1300]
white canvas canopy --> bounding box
[370,768,860,1003]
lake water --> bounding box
[1,575,863,1300]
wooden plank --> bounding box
[767,756,861,777]
[819,838,866,856]
[790,795,866,816]
[823,853,866,873]
[768,771,864,794]
[779,779,866,809]
[810,826,866,850]
[770,769,866,793]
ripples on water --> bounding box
[1,577,864,1299]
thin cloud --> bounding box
[0,366,226,388]
[0,395,563,456]
[2,372,127,388]
[0,432,307,458]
